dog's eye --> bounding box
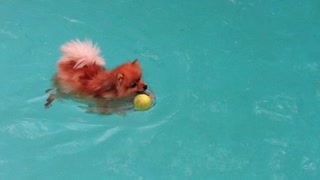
[130,83,137,88]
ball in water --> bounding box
[134,94,152,111]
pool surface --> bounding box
[1,0,320,179]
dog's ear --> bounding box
[132,59,139,66]
[117,73,124,85]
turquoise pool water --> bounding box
[1,0,320,179]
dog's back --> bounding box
[55,40,107,96]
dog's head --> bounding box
[114,59,147,97]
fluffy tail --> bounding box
[59,40,105,69]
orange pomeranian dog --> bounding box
[45,40,148,114]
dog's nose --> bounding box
[143,85,148,90]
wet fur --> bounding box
[45,40,147,114]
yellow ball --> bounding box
[133,94,152,111]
